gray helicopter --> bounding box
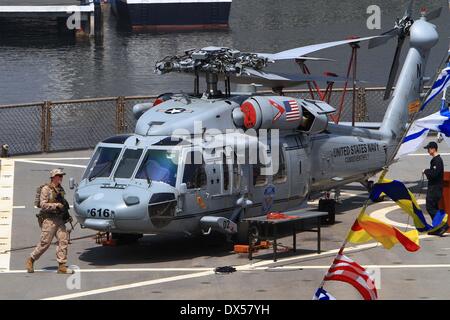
[71,2,443,243]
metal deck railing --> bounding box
[0,87,442,156]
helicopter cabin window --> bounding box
[84,147,122,180]
[273,147,287,184]
[222,153,229,192]
[253,152,269,187]
[114,149,143,179]
[182,151,207,189]
[232,152,240,191]
[135,149,179,187]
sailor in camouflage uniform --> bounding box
[26,169,73,274]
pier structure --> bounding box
[0,0,100,36]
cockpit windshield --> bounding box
[114,149,143,179]
[84,147,122,180]
[135,149,179,187]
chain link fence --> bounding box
[48,98,119,152]
[0,87,442,156]
[0,103,44,155]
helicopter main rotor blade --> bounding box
[227,69,354,89]
[405,0,414,18]
[295,56,336,62]
[426,7,442,21]
[384,36,406,100]
[259,35,386,61]
[248,69,352,82]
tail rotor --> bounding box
[368,0,442,100]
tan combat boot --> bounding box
[57,263,74,274]
[26,257,34,273]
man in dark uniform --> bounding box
[423,141,449,236]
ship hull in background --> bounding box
[113,0,232,31]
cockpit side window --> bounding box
[135,149,179,187]
[222,153,229,192]
[182,151,207,189]
[84,147,122,180]
[114,149,143,179]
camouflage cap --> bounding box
[50,168,66,178]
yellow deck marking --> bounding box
[0,159,14,272]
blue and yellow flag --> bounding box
[369,179,448,233]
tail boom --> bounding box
[379,18,439,158]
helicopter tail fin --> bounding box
[378,17,439,158]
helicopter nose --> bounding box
[74,188,149,231]
[74,182,179,232]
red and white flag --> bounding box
[324,254,378,300]
[283,100,301,122]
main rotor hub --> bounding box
[155,47,270,98]
[395,15,414,37]
[155,47,269,76]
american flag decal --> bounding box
[283,100,301,122]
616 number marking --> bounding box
[88,208,114,218]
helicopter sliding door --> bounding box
[247,143,292,217]
[248,155,269,216]
[178,148,209,216]
[202,148,237,215]
[285,135,310,209]
[268,143,290,213]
